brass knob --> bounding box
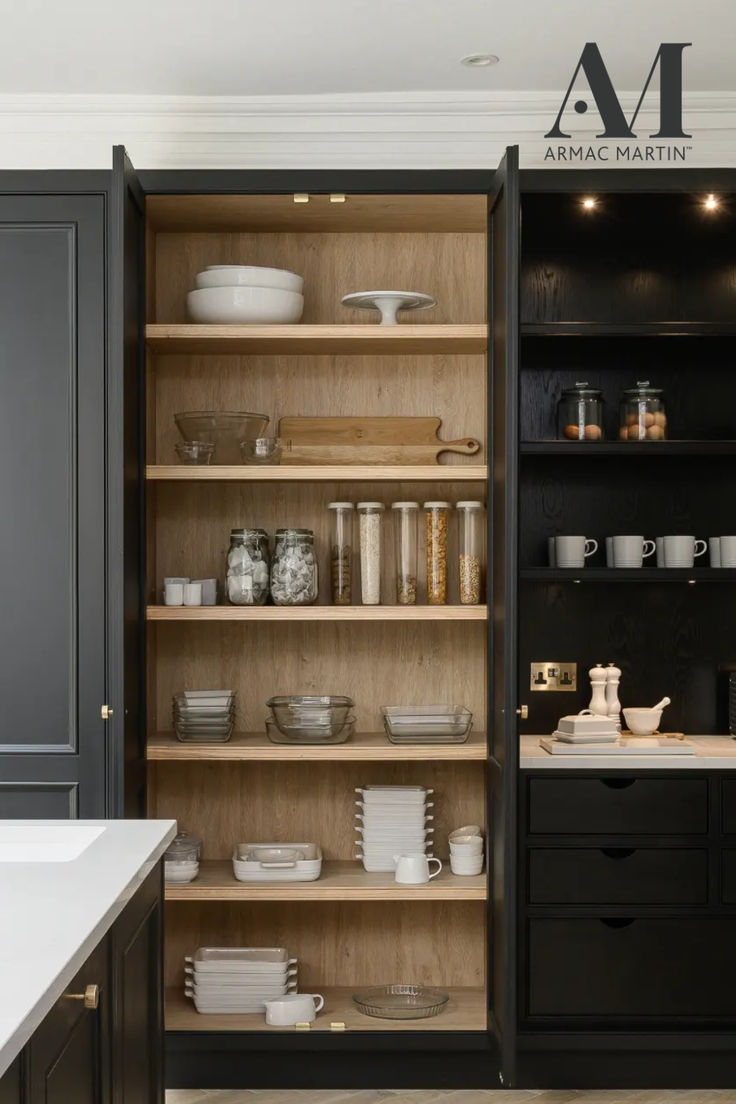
[66,984,99,1010]
[516,705,529,719]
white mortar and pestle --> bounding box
[623,697,671,736]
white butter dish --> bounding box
[556,710,619,736]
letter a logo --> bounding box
[546,43,691,140]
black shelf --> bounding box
[521,322,736,337]
[521,568,736,583]
[521,441,736,456]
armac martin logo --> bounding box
[544,42,693,163]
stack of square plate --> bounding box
[173,690,235,743]
[354,785,434,873]
[184,947,298,1014]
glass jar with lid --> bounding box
[424,502,450,605]
[270,528,318,605]
[557,382,605,441]
[457,501,484,605]
[391,501,418,605]
[226,528,270,605]
[619,381,667,441]
[357,503,385,605]
[327,502,354,605]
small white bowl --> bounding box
[187,286,304,324]
[449,825,483,841]
[450,859,483,876]
[196,266,304,294]
[623,707,664,736]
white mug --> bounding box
[662,535,707,568]
[611,535,656,568]
[720,536,736,568]
[555,535,598,568]
[164,582,184,606]
[394,852,442,884]
[264,993,324,1026]
[710,537,721,567]
[183,582,203,606]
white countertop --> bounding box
[0,819,176,1076]
[521,733,736,770]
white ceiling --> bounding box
[0,0,732,96]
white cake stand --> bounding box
[341,290,437,326]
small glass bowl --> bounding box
[240,437,283,465]
[175,440,215,465]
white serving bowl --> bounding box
[196,266,304,294]
[187,286,304,324]
[449,825,483,840]
[623,707,664,736]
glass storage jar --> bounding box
[327,502,354,605]
[226,528,270,605]
[619,381,667,441]
[357,503,384,605]
[424,502,450,605]
[457,501,484,605]
[557,382,605,441]
[391,502,418,605]
[270,528,318,605]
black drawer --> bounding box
[528,777,708,836]
[722,850,736,903]
[722,780,736,834]
[528,847,708,905]
[527,917,736,1020]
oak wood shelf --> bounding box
[165,860,486,902]
[165,985,487,1033]
[147,730,487,762]
[145,323,487,355]
[521,321,736,337]
[521,441,736,457]
[147,604,488,622]
[146,464,488,482]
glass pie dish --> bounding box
[352,984,449,1020]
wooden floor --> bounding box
[167,1091,736,1103]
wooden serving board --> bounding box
[278,416,481,465]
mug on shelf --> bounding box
[710,537,721,568]
[660,535,707,568]
[554,535,598,569]
[719,536,736,568]
[264,993,325,1026]
[394,853,442,885]
[611,535,656,568]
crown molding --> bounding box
[0,90,734,169]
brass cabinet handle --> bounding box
[65,984,99,1010]
[516,705,529,719]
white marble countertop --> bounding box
[0,818,176,1077]
[521,733,736,770]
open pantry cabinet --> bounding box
[114,146,520,1089]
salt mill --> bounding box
[589,664,608,716]
[606,663,622,729]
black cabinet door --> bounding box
[0,194,106,817]
[27,939,110,1103]
[0,1057,22,1104]
[488,144,521,1087]
[110,867,163,1104]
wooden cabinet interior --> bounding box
[144,192,490,1036]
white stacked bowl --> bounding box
[187,265,304,324]
[449,830,484,876]
[355,785,434,873]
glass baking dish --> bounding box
[381,705,473,743]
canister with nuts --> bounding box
[556,382,605,442]
[619,381,667,441]
[424,501,450,605]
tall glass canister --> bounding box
[357,502,384,605]
[327,502,354,605]
[457,500,484,604]
[423,501,450,605]
[391,501,418,605]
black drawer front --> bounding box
[722,780,736,835]
[722,850,736,903]
[528,847,708,905]
[527,918,736,1019]
[528,777,708,836]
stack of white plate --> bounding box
[187,266,304,324]
[184,947,298,1014]
[354,785,434,873]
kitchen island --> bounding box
[0,819,175,1100]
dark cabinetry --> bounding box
[0,867,162,1104]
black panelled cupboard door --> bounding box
[488,145,520,1087]
[0,193,106,816]
[108,147,145,817]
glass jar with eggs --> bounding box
[556,382,605,442]
[619,381,667,442]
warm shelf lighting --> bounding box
[293,193,309,204]
[703,193,720,212]
[581,196,598,211]
[330,194,347,204]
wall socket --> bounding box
[530,662,578,691]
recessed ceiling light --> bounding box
[461,53,500,68]
[581,196,598,211]
[703,193,720,211]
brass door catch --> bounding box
[65,984,99,1010]
[516,705,529,719]
[101,704,113,720]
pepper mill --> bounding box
[606,663,622,729]
[589,664,608,716]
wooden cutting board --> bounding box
[278,416,481,465]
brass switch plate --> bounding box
[530,662,577,691]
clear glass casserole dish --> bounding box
[381,705,473,743]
